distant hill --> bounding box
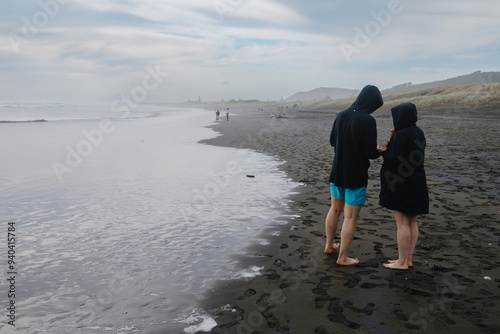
[284,87,359,102]
[285,71,500,103]
[383,71,500,93]
[300,83,500,112]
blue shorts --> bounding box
[330,183,367,206]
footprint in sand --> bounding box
[238,289,257,301]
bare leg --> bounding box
[387,214,418,268]
[384,211,416,270]
[337,204,362,265]
[407,215,418,267]
[325,196,344,254]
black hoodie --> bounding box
[379,103,429,215]
[329,85,383,188]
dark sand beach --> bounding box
[195,106,500,334]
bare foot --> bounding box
[383,261,409,270]
[336,257,359,266]
[388,259,413,267]
[325,243,340,254]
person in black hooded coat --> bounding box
[324,85,383,266]
[379,102,429,270]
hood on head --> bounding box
[391,102,418,130]
[351,85,383,114]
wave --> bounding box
[0,102,80,109]
[0,119,48,123]
[0,103,163,122]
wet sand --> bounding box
[196,106,500,334]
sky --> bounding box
[1,0,499,103]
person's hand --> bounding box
[390,128,395,138]
[377,144,387,152]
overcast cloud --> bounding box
[1,0,499,103]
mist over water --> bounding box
[0,106,299,333]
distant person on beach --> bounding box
[325,85,383,266]
[378,102,429,270]
[216,109,220,121]
[226,109,229,121]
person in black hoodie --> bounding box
[325,85,383,265]
[379,102,429,270]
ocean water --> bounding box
[0,105,299,333]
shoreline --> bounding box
[0,109,301,334]
[195,107,500,334]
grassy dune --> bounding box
[303,83,500,112]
